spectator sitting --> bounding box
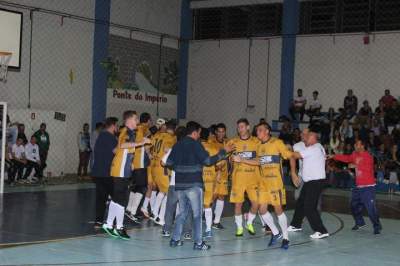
[381,89,397,109]
[384,101,400,127]
[10,137,27,184]
[307,90,322,121]
[375,100,386,125]
[279,119,293,145]
[340,119,353,144]
[343,89,358,118]
[33,123,50,177]
[17,123,28,145]
[77,123,91,177]
[23,136,41,183]
[289,89,307,121]
[327,107,339,123]
[329,129,341,154]
[357,100,373,125]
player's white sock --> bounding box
[126,192,135,213]
[158,196,167,222]
[259,212,265,226]
[235,215,243,229]
[213,199,224,224]
[278,213,289,240]
[247,212,256,225]
[106,200,118,228]
[205,208,213,231]
[142,197,150,211]
[115,202,125,230]
[131,192,143,215]
[153,192,165,217]
[261,212,279,235]
[150,191,157,212]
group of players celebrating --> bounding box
[96,110,329,251]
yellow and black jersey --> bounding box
[110,127,135,178]
[228,136,260,178]
[257,137,293,188]
[150,132,176,167]
[212,138,229,181]
[133,123,150,169]
[202,141,220,183]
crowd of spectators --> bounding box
[284,89,400,193]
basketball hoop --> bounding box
[0,52,12,82]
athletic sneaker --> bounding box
[374,226,381,235]
[264,225,272,235]
[212,223,224,230]
[281,239,290,250]
[310,232,329,239]
[183,233,192,240]
[268,233,283,246]
[351,224,366,231]
[287,225,302,232]
[170,239,183,247]
[193,241,211,250]
[154,217,165,226]
[246,223,256,235]
[236,227,244,237]
[204,230,213,238]
[125,212,141,224]
[161,230,171,237]
[102,224,118,238]
[113,227,130,240]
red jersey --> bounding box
[333,151,375,187]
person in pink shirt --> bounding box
[329,139,382,234]
[380,89,397,108]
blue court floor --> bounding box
[0,210,398,266]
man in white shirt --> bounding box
[23,136,41,182]
[290,89,307,121]
[10,137,27,183]
[290,129,329,239]
[290,128,309,200]
[307,91,322,121]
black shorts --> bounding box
[132,168,148,187]
[112,178,130,207]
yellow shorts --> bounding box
[151,167,169,193]
[147,167,155,186]
[214,179,228,196]
[230,173,259,203]
[204,181,216,207]
[258,188,286,206]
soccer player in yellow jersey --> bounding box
[212,123,229,230]
[125,113,152,223]
[228,118,260,237]
[102,110,151,240]
[233,122,296,249]
[200,128,222,237]
[150,121,177,225]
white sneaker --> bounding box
[310,232,329,239]
[287,226,303,232]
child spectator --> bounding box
[343,89,358,118]
[10,137,26,184]
[290,89,307,121]
[34,123,50,177]
[77,123,91,177]
[23,136,41,182]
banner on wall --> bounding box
[104,35,179,112]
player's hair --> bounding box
[236,118,249,125]
[104,117,118,128]
[166,121,176,131]
[200,127,210,141]
[95,122,104,129]
[257,122,271,131]
[140,112,151,123]
[186,121,201,135]
[216,123,226,130]
[175,126,186,141]
[313,90,319,95]
[357,138,369,149]
[40,123,46,128]
[208,124,217,135]
[123,110,137,122]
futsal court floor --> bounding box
[0,184,399,266]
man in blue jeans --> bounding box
[165,121,234,250]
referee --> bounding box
[290,128,329,239]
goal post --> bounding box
[0,102,7,194]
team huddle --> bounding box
[94,110,380,251]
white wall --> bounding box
[187,38,282,136]
[294,33,400,112]
[0,0,95,175]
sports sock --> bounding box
[158,196,167,222]
[131,192,143,216]
[261,212,279,235]
[142,197,150,211]
[150,191,157,211]
[106,200,118,228]
[205,208,213,231]
[115,202,125,230]
[278,213,289,240]
[126,192,135,213]
[235,215,243,229]
[247,212,256,225]
[153,192,165,217]
[213,199,224,224]
[258,212,265,226]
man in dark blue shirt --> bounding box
[166,121,234,250]
[92,117,119,227]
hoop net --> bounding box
[0,52,12,82]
